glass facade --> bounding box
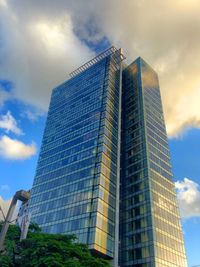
[120,58,187,267]
[29,48,187,266]
[29,47,124,259]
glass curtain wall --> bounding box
[29,48,123,259]
[141,59,187,267]
[120,58,187,267]
[28,46,187,266]
[120,59,153,267]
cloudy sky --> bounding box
[0,0,200,265]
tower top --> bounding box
[69,46,125,78]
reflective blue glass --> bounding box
[29,49,187,266]
[29,49,123,259]
[119,58,187,267]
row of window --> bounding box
[32,166,93,192]
[147,136,170,161]
[40,129,98,159]
[50,81,103,116]
[50,79,103,114]
[124,203,151,220]
[35,157,95,183]
[37,149,95,176]
[121,215,152,233]
[154,216,182,239]
[122,170,148,187]
[42,120,99,151]
[150,171,175,193]
[146,108,165,128]
[144,93,162,115]
[123,179,149,196]
[149,153,172,175]
[152,191,178,214]
[151,183,176,205]
[52,62,106,104]
[147,126,167,149]
[126,162,145,176]
[39,137,96,168]
[47,90,102,131]
[155,245,187,266]
[47,103,101,136]
[147,128,168,151]
[124,190,150,207]
[143,83,161,102]
[148,143,170,164]
[31,190,93,213]
[54,58,105,88]
[144,90,162,112]
[155,229,185,254]
[41,216,90,234]
[91,226,114,253]
[125,230,153,247]
[127,245,154,261]
[153,203,180,226]
[144,93,163,115]
[31,178,94,204]
[33,203,91,225]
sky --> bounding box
[0,0,200,265]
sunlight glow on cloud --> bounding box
[0,111,23,135]
[0,0,200,137]
[0,0,7,8]
[0,2,93,110]
[0,135,36,160]
[165,86,200,138]
[175,178,200,218]
[34,21,68,53]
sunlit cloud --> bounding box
[165,85,200,137]
[0,1,93,110]
[0,0,7,8]
[175,178,200,218]
[0,111,23,135]
[0,135,36,160]
[0,0,200,137]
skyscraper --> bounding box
[29,47,187,267]
[120,58,187,267]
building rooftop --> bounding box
[69,46,125,78]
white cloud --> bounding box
[175,178,200,218]
[0,1,94,110]
[0,0,7,8]
[20,108,45,123]
[0,111,23,135]
[0,135,36,160]
[1,1,200,137]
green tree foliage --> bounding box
[0,223,110,267]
